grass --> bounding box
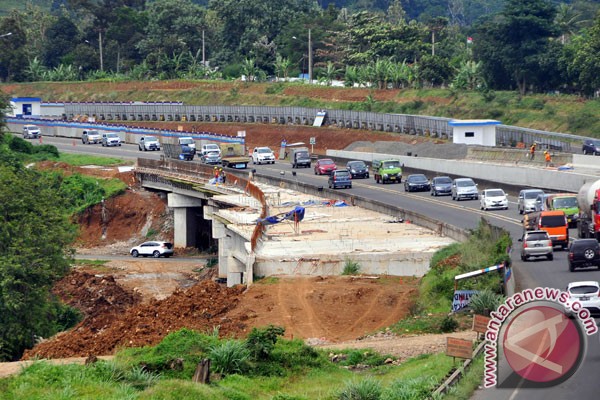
[56,153,131,167]
[0,330,464,399]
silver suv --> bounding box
[518,189,544,214]
[520,230,553,261]
[451,178,478,201]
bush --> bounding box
[381,376,438,400]
[469,289,504,316]
[338,377,383,400]
[439,315,459,333]
[245,325,285,361]
[342,258,361,275]
[209,340,251,375]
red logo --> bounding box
[503,306,581,383]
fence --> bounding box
[61,103,590,153]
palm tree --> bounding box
[273,54,292,81]
[555,3,582,44]
[321,61,342,86]
[241,58,259,82]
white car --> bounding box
[130,241,174,258]
[565,281,600,317]
[252,147,275,164]
[22,124,41,139]
[101,132,122,147]
[138,136,161,151]
[480,188,509,210]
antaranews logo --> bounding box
[484,287,597,388]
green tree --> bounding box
[42,15,79,69]
[571,15,600,95]
[474,0,558,94]
[555,3,582,44]
[0,160,77,360]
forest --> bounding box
[0,0,600,95]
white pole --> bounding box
[308,28,312,84]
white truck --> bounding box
[178,137,196,153]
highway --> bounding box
[32,135,600,398]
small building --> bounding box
[9,97,42,118]
[449,119,501,146]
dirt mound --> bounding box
[23,280,246,359]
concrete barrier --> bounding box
[328,149,599,193]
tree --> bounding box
[0,153,77,360]
[43,15,79,68]
[555,3,582,44]
[474,0,558,94]
[571,15,600,95]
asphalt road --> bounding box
[32,135,600,398]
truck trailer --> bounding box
[577,179,600,240]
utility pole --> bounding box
[308,28,312,84]
[202,30,206,67]
[99,31,104,72]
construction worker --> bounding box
[220,168,226,184]
[529,143,537,160]
[213,166,219,180]
[544,150,551,167]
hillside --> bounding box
[3,81,600,137]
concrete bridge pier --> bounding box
[168,193,205,248]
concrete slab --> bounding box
[211,182,455,278]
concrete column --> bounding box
[168,193,205,248]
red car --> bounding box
[314,158,337,175]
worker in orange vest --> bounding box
[529,143,537,160]
[544,150,551,167]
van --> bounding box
[534,210,569,249]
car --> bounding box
[518,189,544,214]
[582,139,600,155]
[201,151,222,165]
[480,188,508,210]
[101,132,122,147]
[82,129,102,144]
[200,143,220,157]
[346,160,369,179]
[534,193,551,212]
[130,241,174,258]
[451,178,478,201]
[430,176,452,196]
[568,238,600,271]
[22,124,41,139]
[519,230,553,261]
[565,281,600,317]
[328,169,352,189]
[314,158,337,175]
[252,147,275,164]
[138,136,161,151]
[404,174,431,192]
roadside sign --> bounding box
[473,314,491,334]
[446,337,473,359]
[452,289,478,312]
[310,137,316,145]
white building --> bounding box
[9,97,42,118]
[449,119,501,146]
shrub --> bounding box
[209,340,251,375]
[381,376,438,400]
[342,258,361,275]
[245,325,285,360]
[439,315,459,333]
[469,289,503,316]
[338,377,383,400]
